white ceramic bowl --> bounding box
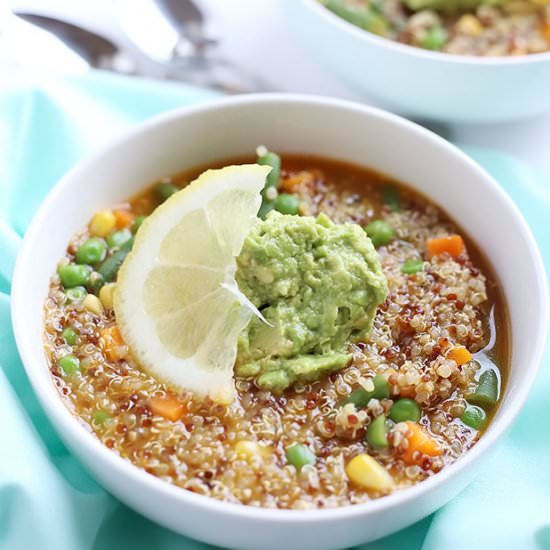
[11,95,548,550]
[287,0,550,123]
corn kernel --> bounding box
[455,14,483,36]
[346,454,395,492]
[82,293,104,315]
[235,440,262,459]
[90,210,116,237]
[99,283,116,310]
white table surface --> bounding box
[5,0,550,173]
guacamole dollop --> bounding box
[235,211,388,393]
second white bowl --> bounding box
[287,0,550,124]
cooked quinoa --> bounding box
[44,154,506,509]
[322,0,550,56]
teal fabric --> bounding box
[0,71,549,550]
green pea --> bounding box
[155,182,179,202]
[257,150,281,189]
[402,259,426,274]
[343,374,389,408]
[285,443,316,470]
[274,193,300,215]
[61,327,78,345]
[461,405,486,431]
[58,264,91,288]
[421,26,447,50]
[467,369,499,409]
[97,238,134,283]
[389,398,421,423]
[58,354,80,376]
[366,415,389,449]
[383,185,400,212]
[131,215,146,234]
[92,409,111,425]
[365,220,394,247]
[75,238,107,265]
[106,228,132,249]
[65,286,87,303]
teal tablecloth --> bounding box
[1,71,549,550]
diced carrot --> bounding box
[543,23,550,44]
[150,395,187,421]
[279,176,304,194]
[427,234,466,260]
[401,421,442,465]
[100,326,126,362]
[447,345,472,366]
[114,209,135,229]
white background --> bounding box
[4,0,550,173]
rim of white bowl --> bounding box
[12,93,549,524]
[303,0,550,66]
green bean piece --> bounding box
[405,0,494,14]
[258,199,275,220]
[389,398,422,423]
[325,0,390,35]
[257,150,281,189]
[421,26,448,50]
[65,286,88,303]
[402,259,426,275]
[372,374,390,399]
[467,369,499,409]
[92,409,111,425]
[61,327,78,346]
[97,238,134,283]
[131,215,146,234]
[274,193,300,215]
[365,220,394,247]
[285,444,316,470]
[366,415,389,449]
[343,386,371,408]
[75,238,107,265]
[58,264,91,288]
[461,405,486,430]
[106,228,132,249]
[155,182,179,202]
[383,185,400,212]
[58,354,80,376]
[343,374,389,408]
[89,271,105,294]
[257,149,282,219]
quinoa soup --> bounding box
[321,0,550,56]
[43,153,508,510]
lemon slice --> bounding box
[114,164,270,404]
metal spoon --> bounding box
[13,13,135,74]
[116,0,274,92]
[154,0,216,56]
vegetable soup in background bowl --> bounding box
[285,0,550,123]
[11,95,548,549]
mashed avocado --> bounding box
[235,211,387,393]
